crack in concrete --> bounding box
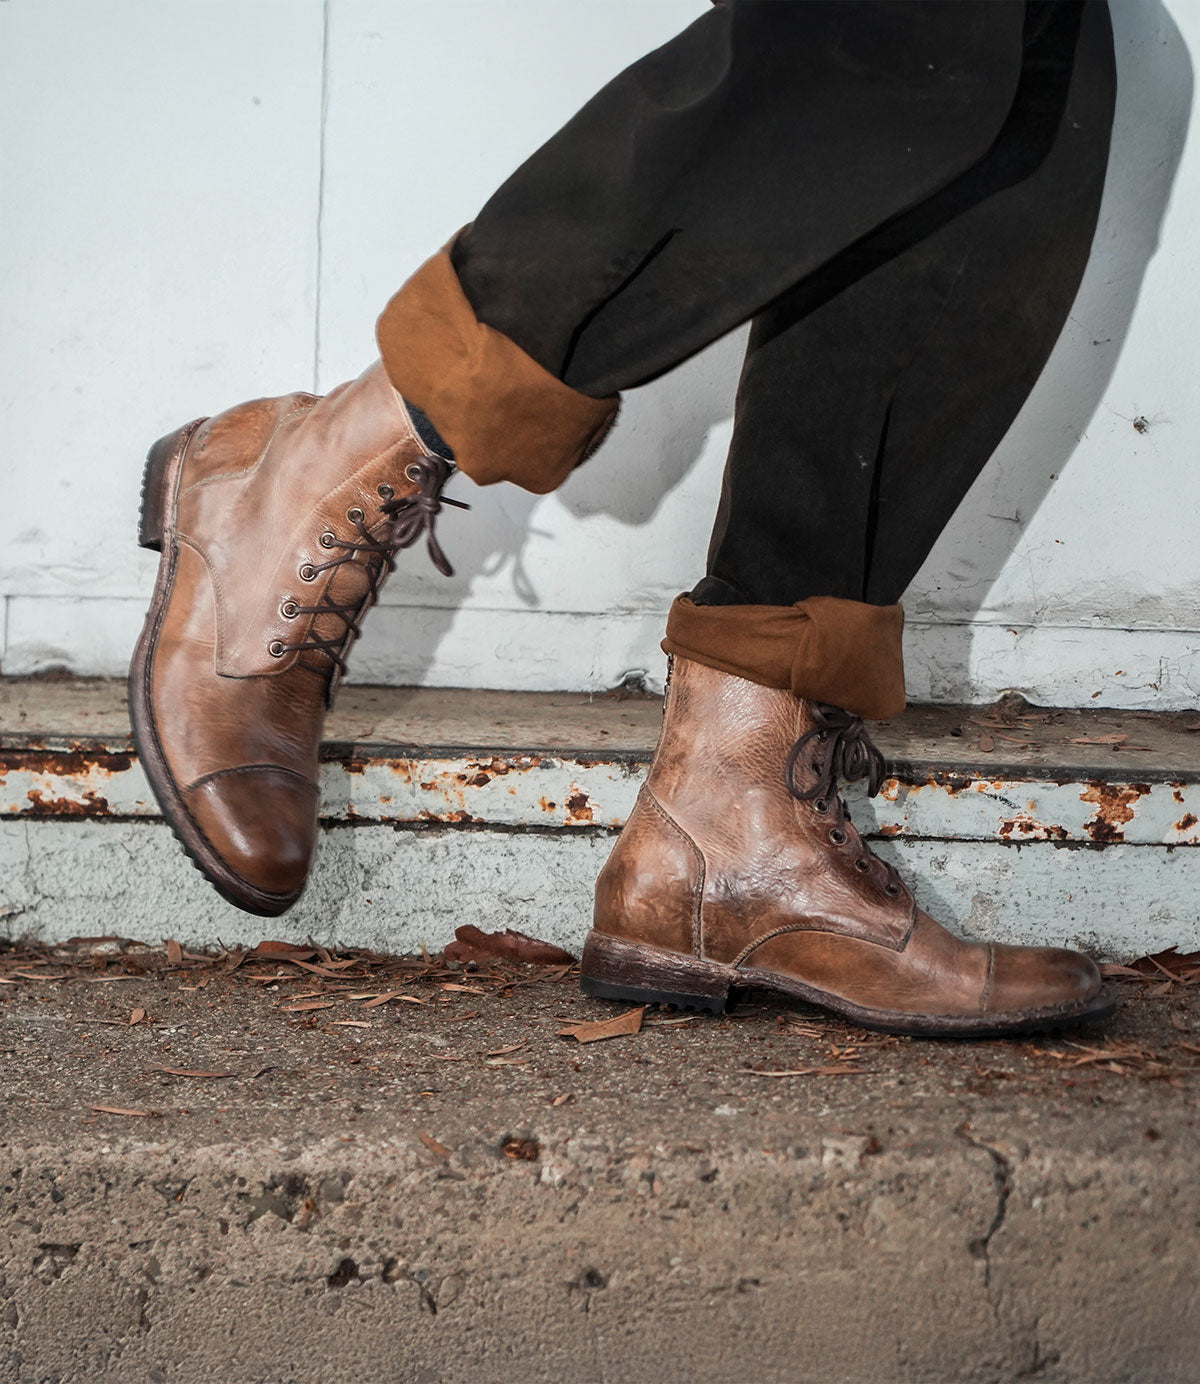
[957,1127,1012,1292]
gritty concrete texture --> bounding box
[2,940,1198,1384]
[3,680,1200,958]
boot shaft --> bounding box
[174,363,433,681]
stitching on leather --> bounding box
[643,787,706,957]
[733,916,908,969]
[175,533,233,672]
[179,398,317,497]
[982,942,996,1014]
[186,764,317,793]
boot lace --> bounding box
[272,453,468,677]
[784,703,905,897]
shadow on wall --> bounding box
[903,0,1192,694]
[376,0,1189,700]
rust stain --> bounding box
[539,798,558,813]
[565,789,594,825]
[1079,782,1150,844]
[877,822,903,837]
[1175,813,1197,832]
[0,750,134,776]
[23,787,112,817]
[416,809,481,824]
[997,814,1068,842]
[1174,789,1186,805]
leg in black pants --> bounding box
[381,1,1114,718]
[378,0,1120,1032]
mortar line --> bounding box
[8,592,1200,639]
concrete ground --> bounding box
[2,938,1198,1384]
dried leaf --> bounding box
[745,1066,865,1077]
[501,1136,540,1161]
[152,1067,235,1079]
[329,1019,373,1028]
[485,1042,528,1057]
[550,1093,573,1107]
[1068,733,1128,745]
[418,1130,451,1159]
[440,982,485,995]
[978,733,995,752]
[249,940,317,960]
[281,999,335,1013]
[165,939,183,966]
[443,925,576,966]
[128,1007,146,1026]
[558,1006,645,1044]
[361,991,424,1009]
[90,1104,156,1117]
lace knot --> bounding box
[381,453,469,578]
[785,703,903,896]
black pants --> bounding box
[452,0,1116,609]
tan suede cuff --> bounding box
[376,243,619,494]
[663,595,906,720]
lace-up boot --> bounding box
[582,656,1112,1036]
[129,363,465,915]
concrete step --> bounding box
[2,939,1197,1384]
[3,677,1200,958]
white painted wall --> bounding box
[2,0,1198,708]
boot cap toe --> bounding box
[987,942,1102,1017]
[184,767,318,905]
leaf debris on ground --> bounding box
[558,1006,646,1044]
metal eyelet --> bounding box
[829,828,848,846]
[813,798,829,815]
[854,858,872,874]
[817,731,829,743]
[280,600,299,619]
[378,483,394,500]
[405,462,423,482]
[885,882,902,897]
[319,531,337,549]
[267,640,286,658]
[298,563,317,582]
[347,507,364,523]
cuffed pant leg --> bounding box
[685,0,1114,712]
[379,2,1028,492]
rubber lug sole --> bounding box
[579,930,1116,1038]
[128,421,304,918]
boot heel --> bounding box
[579,930,735,1015]
[138,421,204,551]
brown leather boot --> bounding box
[581,656,1113,1036]
[129,363,465,915]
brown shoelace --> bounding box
[273,453,468,676]
[785,703,905,896]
